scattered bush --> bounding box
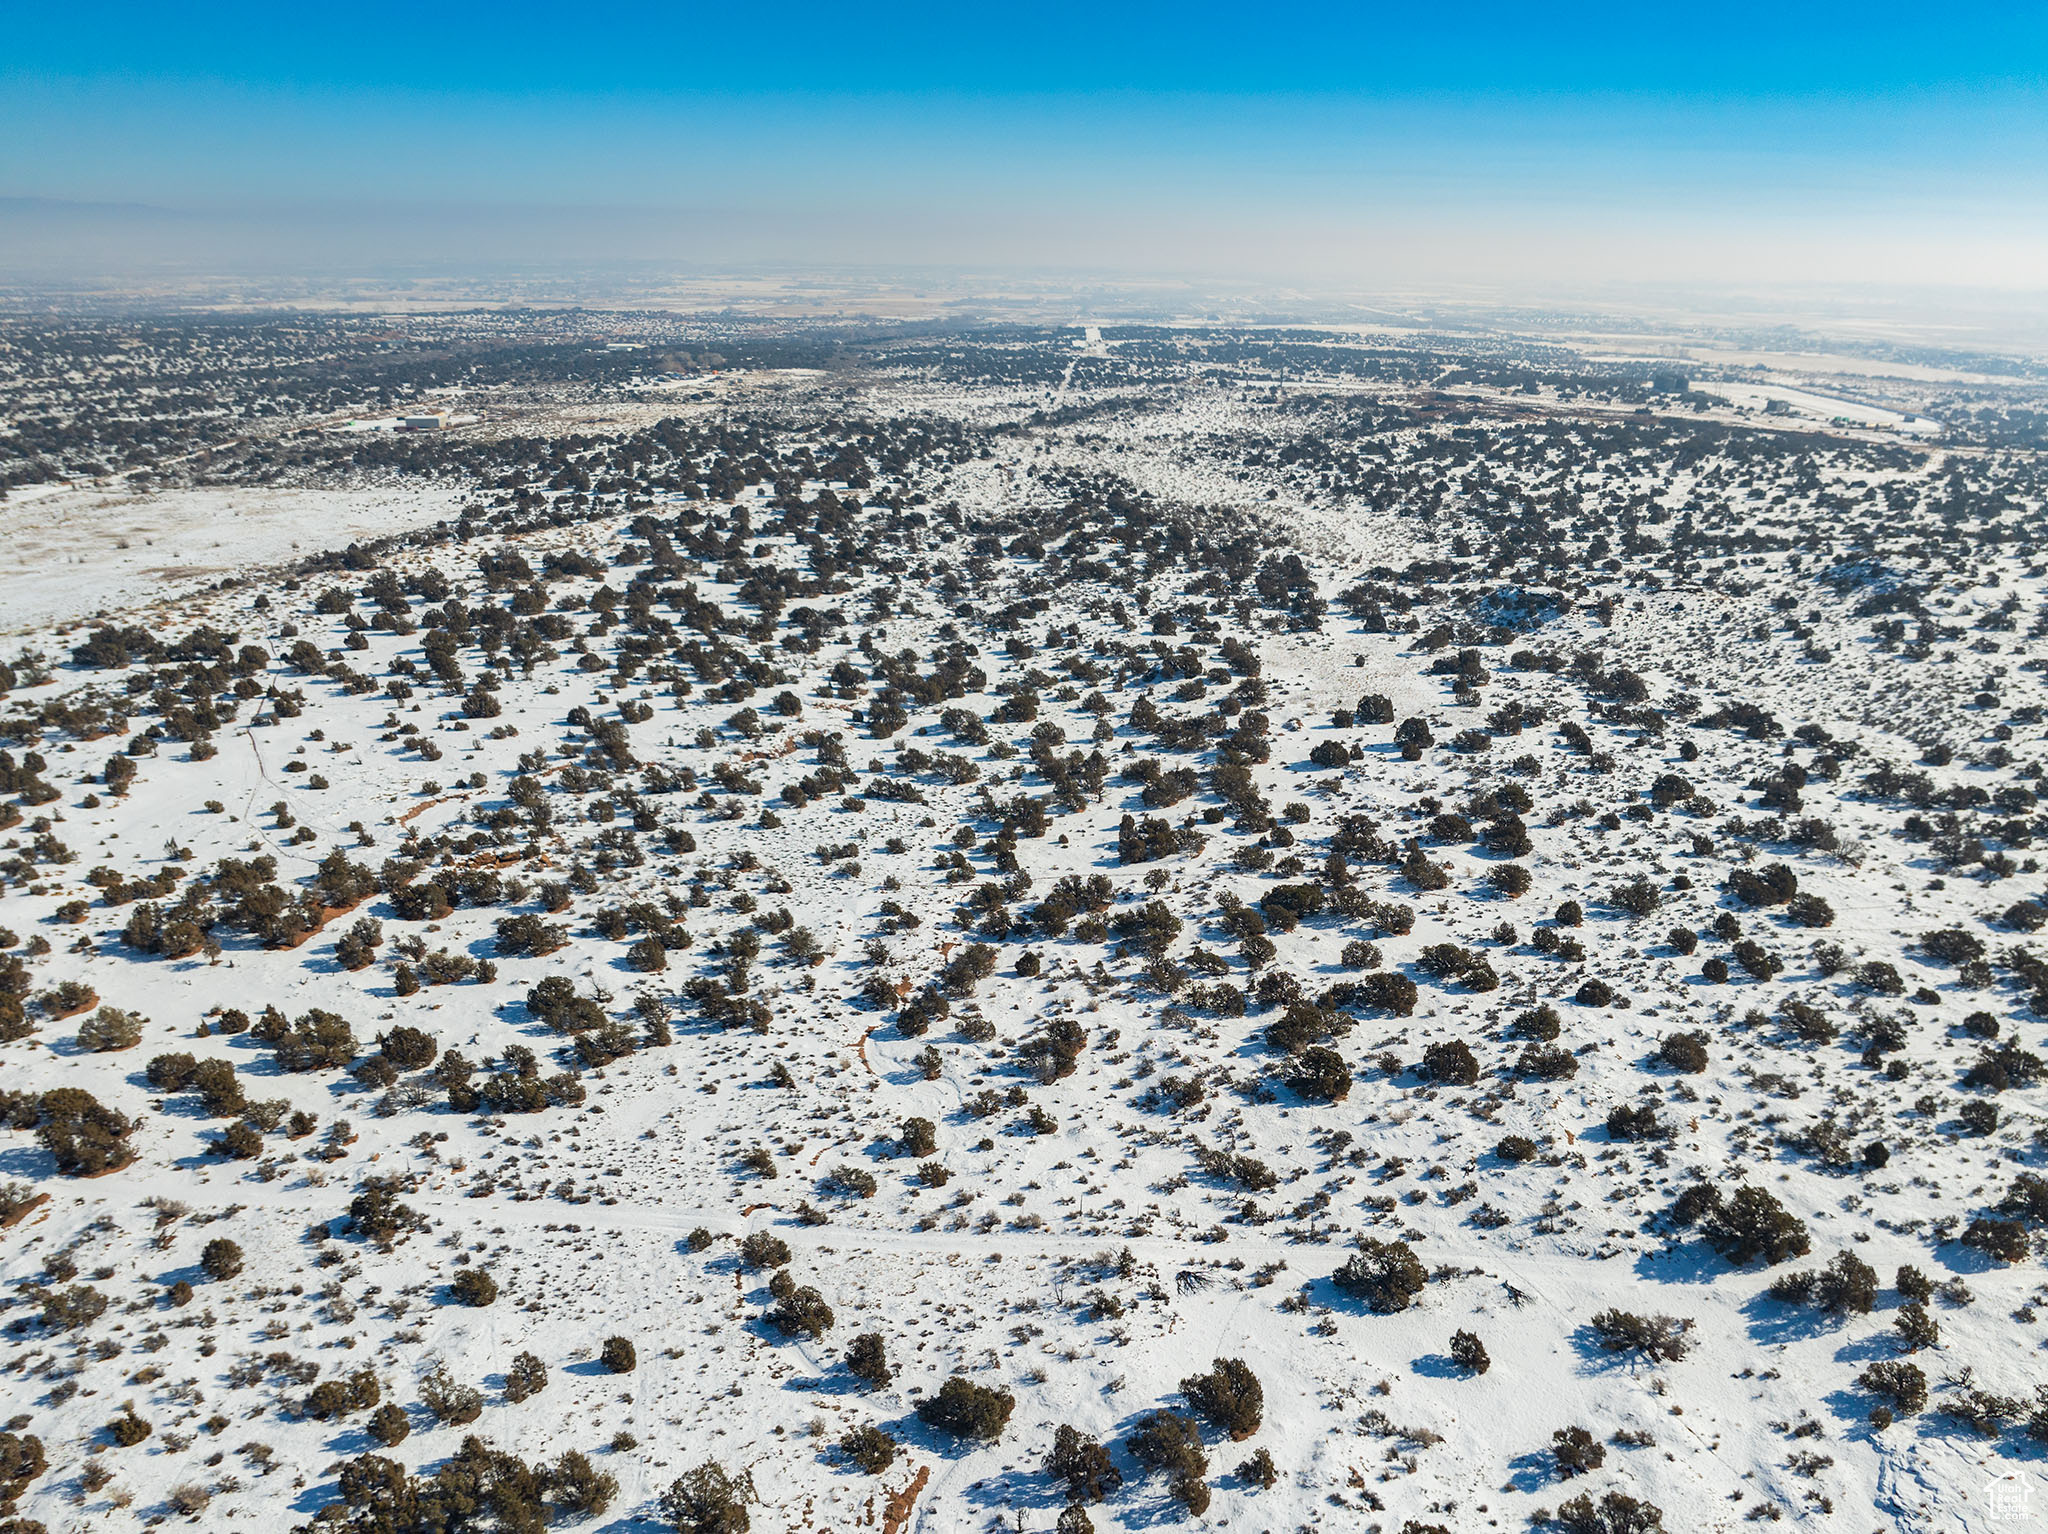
[1551,1425,1605,1478]
[1867,1368,1925,1409]
[1048,1424,1122,1502]
[844,1332,891,1388]
[503,1351,548,1404]
[1181,1357,1263,1440]
[738,1232,791,1270]
[660,1462,752,1534]
[600,1336,637,1374]
[833,1421,894,1474]
[1587,1309,1695,1361]
[915,1375,1014,1442]
[1449,1329,1490,1374]
[76,1006,144,1052]
[1554,1490,1666,1533]
[1126,1410,1209,1515]
[1333,1238,1426,1312]
[199,1238,243,1282]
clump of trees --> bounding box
[1767,1251,1877,1314]
[6,1088,136,1175]
[310,1437,617,1531]
[1587,1309,1694,1361]
[1671,1182,1810,1265]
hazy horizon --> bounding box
[6,2,2048,313]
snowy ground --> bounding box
[0,481,468,632]
[0,327,2044,1534]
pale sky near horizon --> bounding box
[5,2,2046,294]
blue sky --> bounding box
[5,2,2045,289]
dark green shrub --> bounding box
[844,1333,891,1388]
[1858,1360,1928,1414]
[1126,1410,1208,1514]
[378,1025,438,1069]
[547,1449,618,1520]
[1235,1447,1278,1488]
[199,1238,243,1281]
[660,1462,752,1534]
[1554,1490,1666,1533]
[601,1336,637,1374]
[1421,1039,1479,1086]
[839,1423,896,1474]
[504,1351,548,1403]
[1332,1238,1425,1312]
[1449,1330,1490,1374]
[1587,1309,1695,1361]
[33,1088,135,1176]
[1180,1357,1263,1440]
[739,1232,790,1269]
[915,1375,1014,1442]
[1551,1425,1604,1477]
[0,1430,46,1504]
[1047,1424,1121,1502]
[766,1284,835,1339]
[303,1367,381,1420]
[1657,1032,1708,1073]
[1768,1251,1877,1314]
[418,1363,482,1426]
[1676,1183,1811,1265]
[1894,1303,1940,1351]
[1961,1217,2031,1264]
[1287,1044,1352,1102]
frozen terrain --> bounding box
[0,313,2044,1534]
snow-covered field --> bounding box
[0,482,468,631]
[0,322,2045,1534]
